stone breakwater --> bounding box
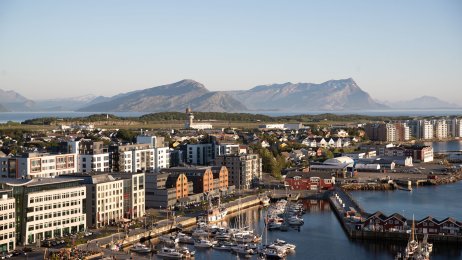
[341,183,394,191]
[429,170,462,185]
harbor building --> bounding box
[0,190,15,253]
[0,178,86,245]
[145,172,195,209]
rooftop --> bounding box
[0,177,83,187]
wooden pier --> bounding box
[328,187,462,245]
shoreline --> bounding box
[341,170,462,191]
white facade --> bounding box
[132,148,155,173]
[386,123,397,142]
[435,120,448,139]
[0,153,77,178]
[94,180,124,228]
[184,108,213,130]
[259,124,285,130]
[422,121,434,140]
[0,193,15,253]
[154,147,170,172]
[25,186,86,244]
[79,153,110,173]
[215,143,240,157]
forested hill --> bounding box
[20,112,416,125]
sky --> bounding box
[0,0,461,103]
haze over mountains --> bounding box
[1,79,459,113]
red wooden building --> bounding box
[285,170,334,191]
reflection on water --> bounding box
[145,199,461,260]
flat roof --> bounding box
[0,177,83,187]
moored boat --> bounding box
[130,243,151,253]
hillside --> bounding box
[78,79,247,112]
[228,78,387,111]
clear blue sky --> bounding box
[0,0,461,102]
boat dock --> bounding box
[328,187,462,244]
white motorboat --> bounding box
[192,228,209,238]
[213,243,232,250]
[178,246,195,258]
[232,244,254,255]
[130,243,151,253]
[287,216,304,226]
[215,232,231,240]
[159,234,180,245]
[268,222,282,230]
[156,246,183,259]
[274,239,296,250]
[194,239,213,248]
[178,232,194,244]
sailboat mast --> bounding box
[411,214,415,241]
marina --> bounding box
[118,184,462,259]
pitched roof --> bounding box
[365,211,387,221]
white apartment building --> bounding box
[421,121,434,140]
[215,143,240,157]
[115,144,154,173]
[59,173,144,228]
[81,174,123,228]
[0,178,86,246]
[0,190,15,253]
[154,147,170,173]
[0,153,77,178]
[79,153,110,173]
[402,124,411,141]
[435,120,448,139]
[111,172,145,220]
[385,124,397,142]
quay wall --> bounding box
[351,230,462,244]
[226,198,262,214]
[99,195,262,248]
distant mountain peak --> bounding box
[387,95,459,109]
[228,78,386,111]
[78,80,246,112]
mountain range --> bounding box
[385,96,460,109]
[1,79,459,113]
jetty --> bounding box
[328,187,462,245]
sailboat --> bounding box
[395,215,432,260]
[206,195,228,223]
